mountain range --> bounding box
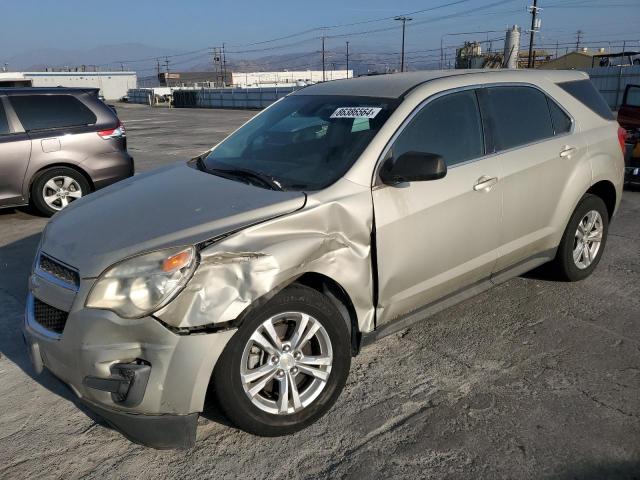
[4,42,443,76]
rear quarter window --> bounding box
[10,94,97,131]
[547,98,572,135]
[557,79,614,120]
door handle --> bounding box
[559,145,576,158]
[473,176,498,192]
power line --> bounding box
[94,0,519,69]
[227,0,474,48]
[326,0,519,40]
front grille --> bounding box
[33,298,68,334]
[38,254,79,289]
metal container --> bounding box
[503,26,521,69]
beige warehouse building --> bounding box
[0,71,137,99]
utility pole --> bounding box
[321,35,326,81]
[395,16,412,72]
[527,0,539,68]
[222,43,227,86]
[575,30,583,51]
[346,41,350,78]
[164,57,170,87]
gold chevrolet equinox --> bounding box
[23,70,625,448]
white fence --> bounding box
[583,66,640,109]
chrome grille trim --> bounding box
[36,253,79,292]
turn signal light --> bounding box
[162,249,194,273]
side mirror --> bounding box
[379,151,447,185]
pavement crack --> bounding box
[609,233,640,241]
[577,388,640,419]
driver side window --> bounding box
[392,89,484,167]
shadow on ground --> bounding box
[0,230,234,437]
[552,461,640,480]
[0,232,113,429]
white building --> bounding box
[0,71,137,99]
[232,70,352,87]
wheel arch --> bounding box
[229,272,362,356]
[27,163,95,196]
[294,272,361,356]
[586,180,616,220]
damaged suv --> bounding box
[24,70,624,448]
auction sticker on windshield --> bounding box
[330,107,382,119]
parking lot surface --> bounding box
[1,104,639,479]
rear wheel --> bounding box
[550,194,609,281]
[213,284,351,436]
[31,167,89,216]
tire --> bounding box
[213,284,351,436]
[31,167,90,217]
[550,194,609,281]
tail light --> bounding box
[98,120,126,139]
[618,126,627,153]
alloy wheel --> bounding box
[573,210,603,269]
[240,311,333,415]
[42,176,83,211]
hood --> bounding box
[41,162,306,278]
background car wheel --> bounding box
[213,284,351,436]
[31,167,90,216]
[550,193,609,281]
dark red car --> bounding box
[618,84,640,185]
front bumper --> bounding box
[23,275,236,448]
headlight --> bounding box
[86,246,197,318]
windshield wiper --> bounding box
[207,166,284,191]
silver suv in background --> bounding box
[23,70,623,448]
[0,88,133,216]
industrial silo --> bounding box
[503,25,521,69]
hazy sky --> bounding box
[2,0,638,67]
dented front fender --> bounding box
[156,179,376,334]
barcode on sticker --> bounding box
[330,107,382,119]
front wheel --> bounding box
[550,193,609,281]
[213,284,351,436]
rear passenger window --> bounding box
[558,79,614,120]
[624,85,640,107]
[547,98,572,135]
[485,86,554,151]
[10,95,97,131]
[392,90,484,167]
[0,102,10,135]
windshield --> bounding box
[201,94,399,190]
